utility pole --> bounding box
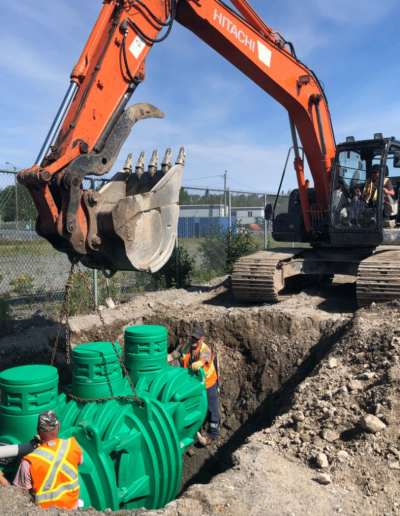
[224,171,227,216]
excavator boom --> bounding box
[17,0,336,273]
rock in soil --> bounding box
[315,452,329,469]
[315,473,332,485]
[360,414,387,434]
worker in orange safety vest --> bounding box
[168,327,219,446]
[13,410,83,510]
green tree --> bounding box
[198,223,226,274]
[226,222,261,273]
[200,222,261,276]
[179,188,190,205]
[0,184,37,222]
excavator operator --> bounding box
[353,164,395,207]
[347,165,394,225]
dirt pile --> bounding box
[257,300,400,514]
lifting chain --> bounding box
[51,262,74,367]
[51,260,142,406]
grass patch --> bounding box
[0,238,58,258]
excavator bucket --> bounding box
[80,147,185,274]
[19,103,185,275]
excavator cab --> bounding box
[329,136,400,247]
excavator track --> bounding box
[356,249,400,307]
[232,249,304,303]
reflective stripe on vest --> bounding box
[363,177,389,204]
[181,342,218,389]
[24,438,80,509]
[179,341,192,356]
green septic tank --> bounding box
[0,326,208,512]
[0,365,59,445]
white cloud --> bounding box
[0,37,67,86]
[4,0,91,39]
[310,0,397,25]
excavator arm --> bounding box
[17,0,336,273]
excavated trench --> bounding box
[144,303,351,494]
[0,281,355,511]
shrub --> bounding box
[226,222,261,274]
[199,222,261,276]
[153,239,195,289]
[68,271,93,315]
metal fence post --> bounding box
[228,190,232,263]
[14,173,18,223]
[93,269,98,305]
[175,233,179,286]
[264,194,267,250]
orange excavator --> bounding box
[18,0,400,305]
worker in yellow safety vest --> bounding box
[354,164,395,206]
[0,470,9,486]
[168,327,219,446]
[13,410,83,510]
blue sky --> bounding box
[1,0,400,194]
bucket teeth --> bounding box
[148,150,159,178]
[175,147,186,166]
[123,153,133,173]
[135,151,146,180]
[161,148,172,175]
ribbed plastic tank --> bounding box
[57,389,184,510]
[124,325,168,384]
[0,325,208,512]
[72,342,125,399]
[0,365,59,444]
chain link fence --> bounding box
[176,186,291,284]
[0,168,291,336]
[0,170,158,335]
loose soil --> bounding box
[0,275,396,515]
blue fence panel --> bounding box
[178,217,200,238]
[178,217,237,238]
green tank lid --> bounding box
[72,342,124,400]
[73,341,122,358]
[125,326,167,339]
[0,365,59,445]
[0,365,58,386]
[124,325,168,386]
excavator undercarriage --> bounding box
[232,246,400,307]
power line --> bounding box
[182,175,221,181]
[182,182,224,189]
[227,177,265,193]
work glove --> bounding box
[30,435,41,450]
[191,361,203,372]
